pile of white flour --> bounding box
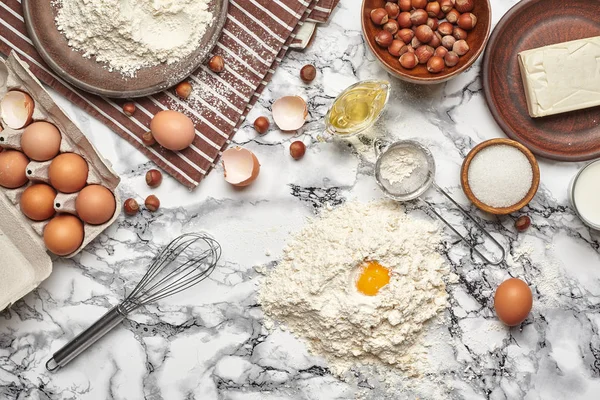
[259,201,453,376]
[379,146,420,185]
[55,0,213,77]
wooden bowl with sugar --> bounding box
[461,138,540,215]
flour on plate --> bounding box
[259,201,453,376]
[54,0,213,77]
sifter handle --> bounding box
[45,306,126,371]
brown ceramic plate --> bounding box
[361,0,491,84]
[22,0,228,98]
[482,0,600,161]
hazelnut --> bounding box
[124,198,139,216]
[399,0,412,12]
[375,30,394,47]
[452,39,470,56]
[453,26,468,40]
[385,2,400,18]
[415,45,434,64]
[455,0,474,13]
[399,52,419,69]
[438,21,454,36]
[411,0,427,9]
[444,51,460,67]
[383,19,400,35]
[440,0,454,13]
[208,55,225,73]
[289,141,306,160]
[254,116,270,134]
[399,45,414,56]
[515,215,531,232]
[457,13,477,30]
[429,31,442,48]
[142,131,156,146]
[370,8,389,25]
[397,12,412,28]
[410,9,428,25]
[145,195,160,212]
[145,169,163,188]
[410,36,422,49]
[441,35,456,50]
[396,28,415,44]
[434,46,448,58]
[446,8,460,24]
[415,25,434,43]
[122,102,135,116]
[436,10,446,20]
[300,64,317,82]
[426,1,440,17]
[388,40,406,57]
[427,56,445,73]
[426,17,439,31]
[175,81,192,99]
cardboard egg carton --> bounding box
[0,53,121,311]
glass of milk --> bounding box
[570,160,600,230]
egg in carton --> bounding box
[0,53,121,311]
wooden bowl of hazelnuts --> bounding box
[362,0,491,84]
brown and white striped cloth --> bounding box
[0,0,339,189]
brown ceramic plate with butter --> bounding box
[22,0,228,98]
[482,0,600,161]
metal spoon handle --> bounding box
[46,306,126,371]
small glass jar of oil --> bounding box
[324,80,390,138]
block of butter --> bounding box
[517,36,600,118]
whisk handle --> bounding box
[46,306,126,371]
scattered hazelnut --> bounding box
[455,0,474,13]
[436,9,446,20]
[385,2,400,18]
[142,131,156,146]
[429,31,442,48]
[453,26,468,40]
[388,40,406,57]
[399,52,419,69]
[415,45,434,64]
[124,198,139,216]
[145,169,163,188]
[410,9,428,26]
[145,195,160,212]
[399,0,412,12]
[254,116,270,134]
[397,12,412,29]
[441,35,456,50]
[300,64,317,82]
[426,17,439,31]
[446,8,460,24]
[375,30,394,47]
[383,19,400,35]
[434,46,448,58]
[444,51,460,67]
[426,1,440,17]
[396,28,415,44]
[175,81,192,99]
[415,25,434,43]
[399,45,414,56]
[515,215,531,232]
[440,0,454,13]
[457,13,477,30]
[208,55,225,73]
[370,8,389,25]
[122,102,135,116]
[427,56,445,73]
[290,141,306,160]
[452,39,470,56]
[411,0,427,9]
[438,21,454,36]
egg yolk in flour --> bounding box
[356,261,391,296]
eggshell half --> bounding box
[222,146,260,187]
[272,96,308,131]
[1,90,34,129]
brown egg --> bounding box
[20,183,56,221]
[75,185,116,225]
[0,150,29,188]
[43,214,85,256]
[150,110,195,151]
[21,121,62,161]
[494,278,533,326]
[48,153,89,193]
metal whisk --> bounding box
[46,233,221,371]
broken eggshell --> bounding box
[272,96,308,131]
[1,90,34,129]
[222,146,260,187]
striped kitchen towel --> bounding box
[0,0,339,189]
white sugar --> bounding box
[468,145,533,208]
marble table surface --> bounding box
[2,0,600,399]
